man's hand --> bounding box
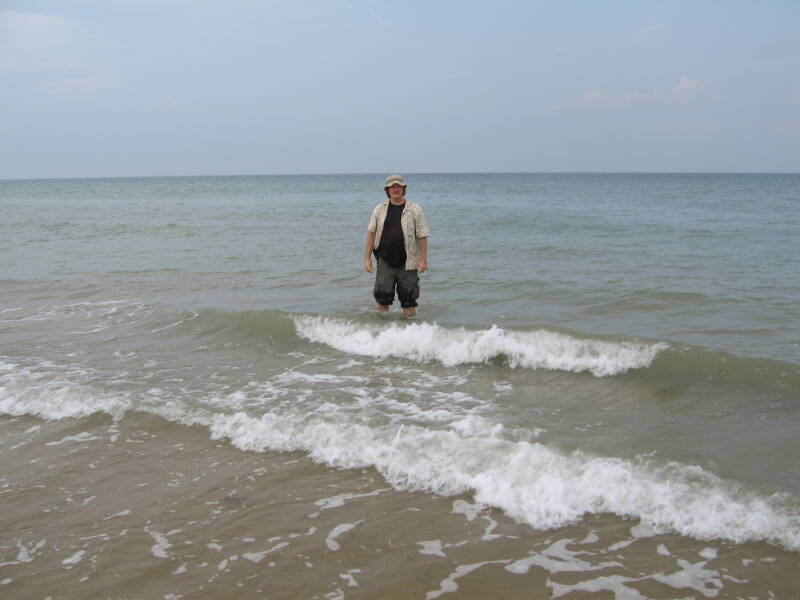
[364,257,373,273]
[417,259,427,273]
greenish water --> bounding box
[3,173,798,361]
[1,173,799,598]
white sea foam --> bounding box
[45,432,103,446]
[204,411,800,552]
[0,301,148,332]
[699,547,718,560]
[338,569,361,588]
[480,514,503,541]
[315,488,391,510]
[145,528,175,559]
[0,364,131,421]
[242,542,289,563]
[325,521,362,551]
[274,371,369,385]
[506,538,622,575]
[288,526,317,538]
[2,363,800,552]
[14,539,46,564]
[293,317,666,376]
[651,557,723,597]
[102,510,130,520]
[452,499,483,522]
[62,550,85,567]
[548,574,646,599]
[417,540,447,557]
[427,561,509,600]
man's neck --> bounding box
[389,198,406,206]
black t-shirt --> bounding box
[377,202,406,268]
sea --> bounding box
[1,172,798,599]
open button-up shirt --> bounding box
[367,200,430,271]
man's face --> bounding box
[388,184,405,200]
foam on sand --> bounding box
[2,361,799,553]
[210,411,800,550]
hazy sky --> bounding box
[1,1,798,178]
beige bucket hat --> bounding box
[384,174,407,188]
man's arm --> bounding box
[364,231,376,273]
[415,205,429,273]
[417,236,428,273]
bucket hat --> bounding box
[384,174,406,188]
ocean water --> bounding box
[1,173,799,599]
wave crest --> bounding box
[293,317,667,377]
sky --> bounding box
[1,0,798,178]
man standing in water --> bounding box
[364,174,429,318]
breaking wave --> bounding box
[293,316,667,377]
[2,360,799,552]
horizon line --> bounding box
[2,170,799,183]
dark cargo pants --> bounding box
[373,259,420,308]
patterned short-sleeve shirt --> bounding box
[368,200,429,271]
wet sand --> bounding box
[1,413,798,599]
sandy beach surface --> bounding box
[3,412,797,599]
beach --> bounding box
[1,173,799,598]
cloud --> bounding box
[0,10,116,97]
[792,92,800,105]
[578,76,710,111]
[671,76,708,96]
[0,10,76,73]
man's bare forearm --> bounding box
[417,236,428,272]
[364,231,376,259]
[364,231,376,272]
[417,236,428,262]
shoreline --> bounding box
[2,412,797,599]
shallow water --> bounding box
[1,173,799,598]
[3,413,798,599]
